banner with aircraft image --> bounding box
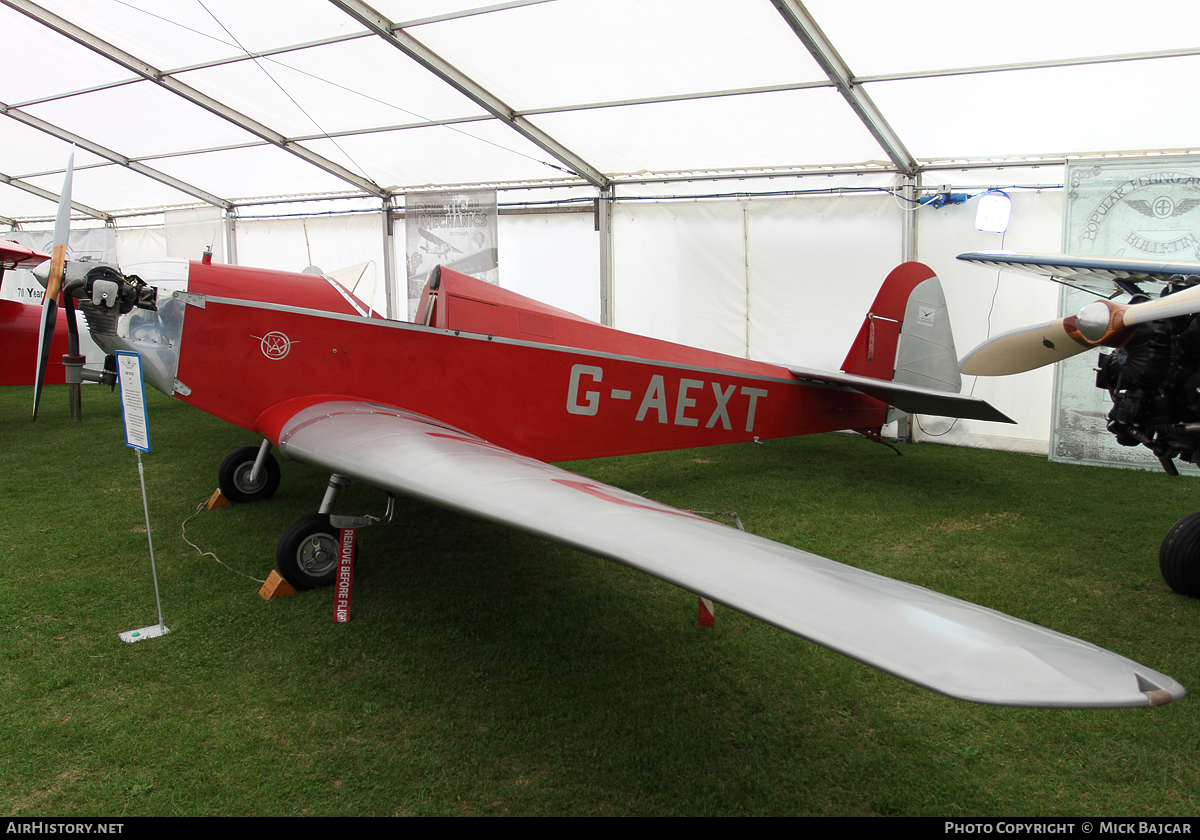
[404,189,498,320]
[1054,159,1200,472]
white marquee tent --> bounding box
[4,0,1199,454]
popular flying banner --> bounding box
[1054,159,1200,472]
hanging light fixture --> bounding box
[975,190,1012,233]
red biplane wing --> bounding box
[267,398,1182,709]
[0,240,50,270]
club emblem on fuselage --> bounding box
[256,331,294,360]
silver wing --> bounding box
[275,399,1183,709]
[958,251,1200,297]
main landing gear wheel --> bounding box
[276,513,344,590]
[1159,512,1200,597]
[218,446,281,503]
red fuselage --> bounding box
[168,262,886,462]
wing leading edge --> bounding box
[274,400,1182,709]
[958,251,1200,296]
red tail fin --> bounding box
[840,262,938,380]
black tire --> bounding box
[218,446,281,504]
[276,513,345,590]
[1159,512,1200,597]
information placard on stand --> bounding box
[115,350,169,643]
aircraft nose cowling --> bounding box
[86,263,189,397]
[1076,300,1117,343]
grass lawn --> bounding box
[2,384,1198,816]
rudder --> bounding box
[840,261,961,397]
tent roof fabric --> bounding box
[2,0,1197,222]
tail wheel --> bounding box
[218,446,281,503]
[276,513,343,590]
[1159,512,1200,597]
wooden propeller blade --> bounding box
[32,153,73,420]
[961,284,1200,378]
[1123,283,1200,327]
[960,317,1092,376]
[32,297,57,419]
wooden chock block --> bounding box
[260,570,296,600]
[206,488,232,510]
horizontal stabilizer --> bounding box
[788,366,1014,423]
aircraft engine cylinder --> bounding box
[1176,315,1200,357]
[78,299,120,336]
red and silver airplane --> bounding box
[8,173,1186,709]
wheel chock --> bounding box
[206,488,232,510]
[259,570,296,600]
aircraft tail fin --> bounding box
[840,262,962,397]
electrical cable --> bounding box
[915,226,1007,438]
[180,499,267,584]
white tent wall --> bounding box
[744,194,902,369]
[236,213,384,280]
[610,194,902,365]
[494,210,601,323]
[115,226,169,266]
[612,200,748,358]
[165,207,226,264]
[915,188,1065,453]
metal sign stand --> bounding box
[115,350,169,643]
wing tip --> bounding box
[1145,689,1175,708]
[1138,673,1184,708]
